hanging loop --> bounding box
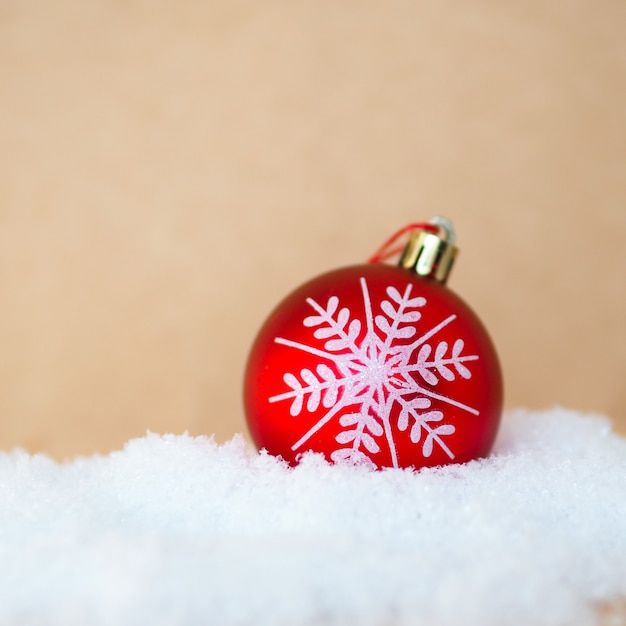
[368,221,438,264]
[369,217,458,284]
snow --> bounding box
[0,408,625,626]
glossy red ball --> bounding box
[244,263,503,470]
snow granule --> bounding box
[0,408,625,626]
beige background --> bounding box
[0,0,625,459]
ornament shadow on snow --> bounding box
[244,218,503,470]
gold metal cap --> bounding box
[398,217,458,284]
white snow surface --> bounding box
[0,408,625,626]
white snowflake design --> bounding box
[268,277,480,468]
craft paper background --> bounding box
[0,0,624,457]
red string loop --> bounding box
[368,222,438,264]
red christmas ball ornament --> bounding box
[244,218,503,470]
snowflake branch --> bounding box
[405,314,456,351]
[407,354,479,381]
[305,297,364,356]
[333,394,386,463]
[378,393,399,468]
[290,381,367,451]
[359,277,381,357]
[418,418,454,459]
[274,337,343,361]
[268,379,342,405]
[381,284,416,351]
[417,355,479,367]
[291,401,347,452]
[410,385,480,416]
[397,403,455,460]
